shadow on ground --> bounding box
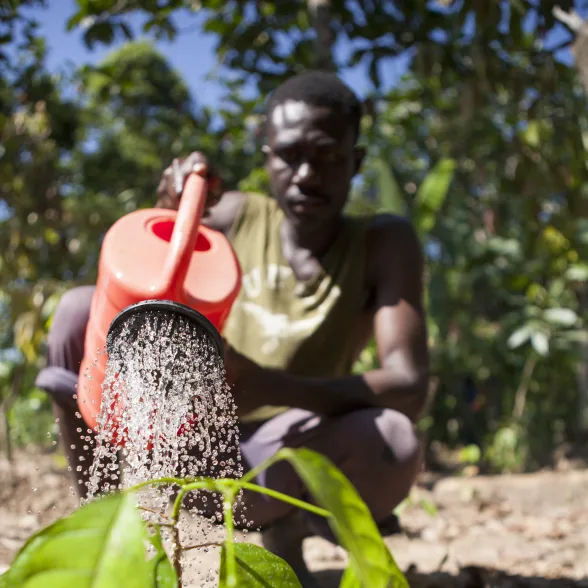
[312,567,588,588]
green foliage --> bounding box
[458,444,482,466]
[485,424,529,474]
[3,0,588,472]
[1,449,407,587]
[371,158,406,216]
[412,158,455,238]
[219,543,302,588]
[247,448,407,588]
[67,1,578,93]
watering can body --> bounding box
[77,174,241,431]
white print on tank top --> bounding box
[237,263,341,355]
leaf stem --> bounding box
[182,541,223,552]
[171,523,182,584]
[129,476,188,493]
[222,489,237,588]
[237,482,331,518]
[171,480,219,521]
[239,453,281,485]
[137,505,170,520]
[170,485,192,585]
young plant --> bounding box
[0,448,408,588]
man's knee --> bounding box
[334,408,421,518]
[49,286,95,338]
[47,286,95,370]
[376,408,421,466]
[349,407,420,466]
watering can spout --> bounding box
[151,170,208,299]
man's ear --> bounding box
[353,146,366,176]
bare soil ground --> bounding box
[1,450,588,587]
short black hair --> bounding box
[265,70,363,140]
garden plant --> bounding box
[0,447,408,588]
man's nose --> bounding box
[293,160,318,186]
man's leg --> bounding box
[35,286,119,498]
[237,408,421,582]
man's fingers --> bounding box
[159,152,222,207]
[191,161,208,177]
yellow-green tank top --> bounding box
[223,193,370,422]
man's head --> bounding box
[263,71,365,233]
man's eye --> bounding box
[317,151,340,164]
[278,150,301,164]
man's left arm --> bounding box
[230,217,429,422]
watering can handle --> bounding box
[153,171,207,297]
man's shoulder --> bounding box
[364,213,423,289]
[223,190,275,212]
[367,213,421,252]
[205,190,271,234]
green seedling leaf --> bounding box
[0,492,151,588]
[147,524,178,588]
[218,542,302,588]
[271,448,408,588]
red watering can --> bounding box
[77,170,241,434]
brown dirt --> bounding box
[1,450,588,587]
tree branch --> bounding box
[553,6,585,33]
[308,0,335,70]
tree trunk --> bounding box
[308,0,335,70]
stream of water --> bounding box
[84,308,244,585]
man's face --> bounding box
[264,100,364,232]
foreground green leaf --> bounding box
[339,565,361,588]
[218,542,302,588]
[269,448,408,588]
[0,493,151,588]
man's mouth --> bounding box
[287,192,328,213]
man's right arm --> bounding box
[203,190,248,237]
